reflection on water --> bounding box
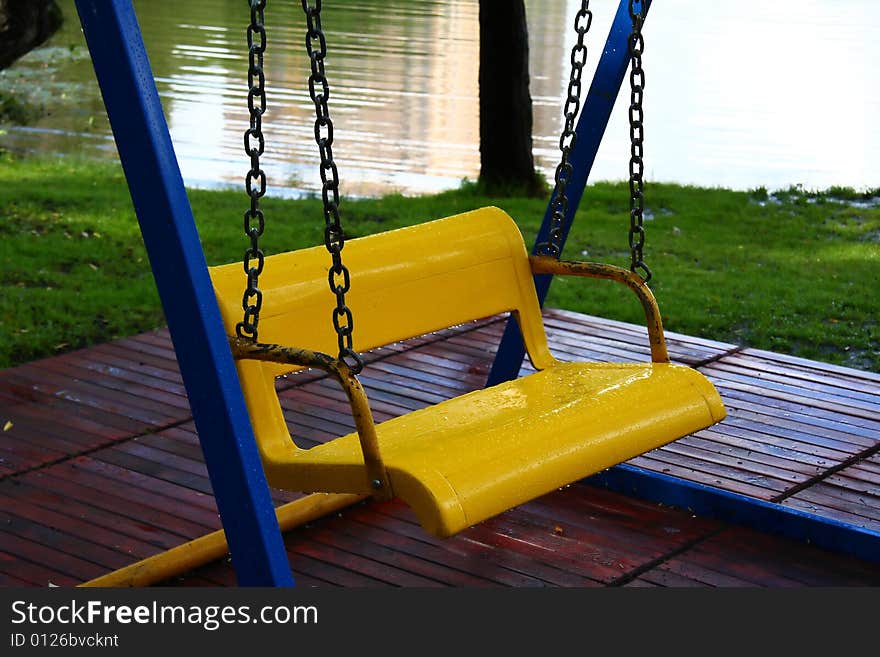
[2,0,878,196]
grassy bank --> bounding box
[1,152,878,372]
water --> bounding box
[2,0,878,197]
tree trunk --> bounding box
[478,0,542,196]
[0,0,62,70]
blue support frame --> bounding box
[591,465,880,564]
[74,0,294,586]
[488,0,651,386]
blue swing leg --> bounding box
[487,0,651,386]
[74,0,294,586]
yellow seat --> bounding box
[209,207,726,537]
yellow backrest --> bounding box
[209,206,556,450]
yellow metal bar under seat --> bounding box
[209,207,726,538]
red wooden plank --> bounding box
[410,339,493,367]
[20,468,213,538]
[825,469,880,495]
[680,526,880,586]
[0,496,165,567]
[716,387,880,443]
[543,328,649,363]
[0,562,36,587]
[126,329,173,348]
[634,448,792,496]
[280,551,383,586]
[348,504,575,586]
[435,337,497,361]
[0,549,81,587]
[634,567,709,588]
[629,454,780,500]
[285,537,438,587]
[282,386,407,431]
[642,556,766,588]
[780,498,879,531]
[296,378,416,417]
[785,484,880,524]
[315,377,432,413]
[333,519,528,586]
[657,437,814,485]
[64,456,219,514]
[318,511,513,586]
[386,348,490,379]
[623,577,661,587]
[157,574,231,587]
[531,484,722,539]
[358,373,452,406]
[91,341,182,376]
[38,357,191,413]
[364,359,483,397]
[137,428,210,464]
[0,368,160,433]
[2,480,194,549]
[373,501,601,586]
[704,363,880,415]
[1,532,108,582]
[94,447,214,496]
[280,396,360,432]
[709,374,880,424]
[81,344,186,388]
[296,523,488,587]
[0,509,137,573]
[47,458,222,530]
[834,463,880,486]
[116,439,209,479]
[739,347,880,383]
[118,334,178,361]
[721,353,880,399]
[0,439,69,471]
[0,412,110,458]
[0,366,184,427]
[542,312,734,364]
[546,308,738,351]
[0,394,136,443]
[698,421,854,465]
[456,512,629,584]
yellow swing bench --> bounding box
[208,1,725,538]
[209,206,725,537]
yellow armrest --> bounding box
[228,338,392,499]
[529,256,669,363]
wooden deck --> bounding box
[1,309,879,587]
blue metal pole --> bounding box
[591,464,880,565]
[74,0,294,586]
[487,0,651,386]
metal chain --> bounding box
[301,0,363,374]
[237,0,268,341]
[628,0,651,281]
[536,1,593,258]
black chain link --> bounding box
[301,0,363,374]
[237,0,268,341]
[537,1,593,258]
[628,0,651,282]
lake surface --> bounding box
[3,0,879,197]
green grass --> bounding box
[1,152,878,372]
